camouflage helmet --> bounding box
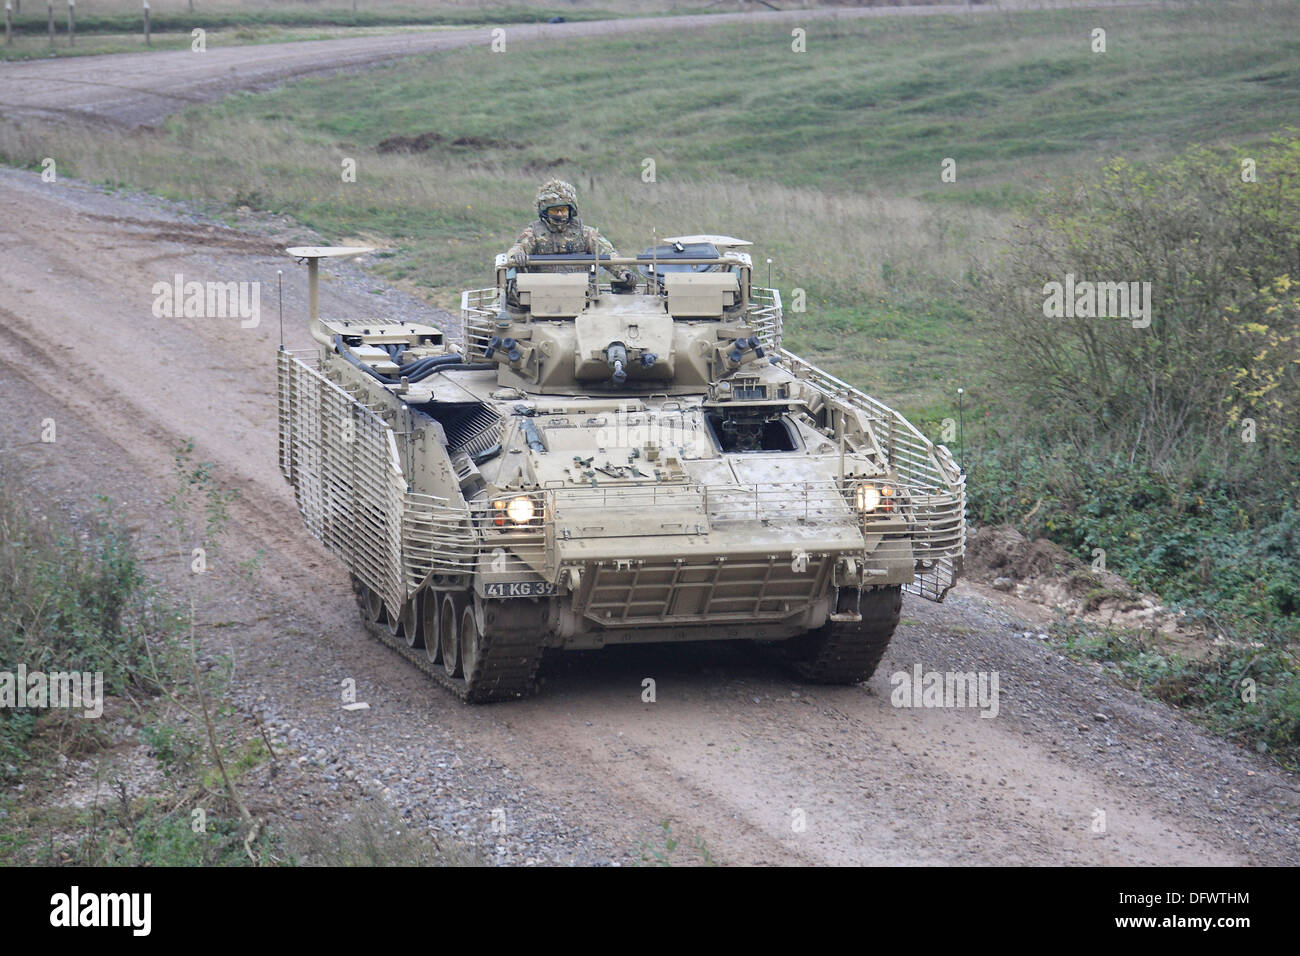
[536,179,578,225]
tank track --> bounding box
[786,585,903,684]
[351,583,546,703]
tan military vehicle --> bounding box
[278,237,965,701]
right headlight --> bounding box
[854,482,897,514]
[855,483,881,513]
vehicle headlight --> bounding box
[855,483,881,513]
[505,496,536,526]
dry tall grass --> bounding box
[0,117,1002,306]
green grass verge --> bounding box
[1053,616,1300,771]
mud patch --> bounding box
[966,525,1181,633]
[524,157,571,172]
[450,135,525,149]
[378,131,445,153]
[377,132,526,153]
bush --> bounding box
[970,132,1300,476]
[0,489,152,688]
[0,465,168,781]
[966,133,1300,647]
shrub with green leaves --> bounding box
[968,133,1300,634]
[0,466,170,780]
[969,442,1300,637]
[0,487,150,688]
[1054,616,1300,769]
[972,133,1300,472]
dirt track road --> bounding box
[2,1,1296,865]
[0,1,1154,128]
[2,169,1296,866]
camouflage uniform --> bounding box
[509,220,617,261]
[506,180,632,283]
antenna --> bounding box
[652,227,658,295]
[277,268,284,350]
[284,245,373,350]
[957,387,965,469]
[838,406,846,487]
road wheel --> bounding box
[401,594,423,649]
[421,590,441,663]
[440,592,464,678]
[362,585,385,626]
[385,600,404,638]
[461,602,483,684]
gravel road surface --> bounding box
[2,169,1294,864]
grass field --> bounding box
[3,0,1296,421]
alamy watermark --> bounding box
[594,407,712,457]
[151,274,260,328]
[0,665,103,718]
[890,663,999,718]
[49,886,150,936]
[1042,273,1151,329]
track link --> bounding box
[786,585,903,684]
[352,583,545,703]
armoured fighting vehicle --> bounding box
[277,238,965,701]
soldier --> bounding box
[506,180,637,289]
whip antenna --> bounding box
[277,269,284,349]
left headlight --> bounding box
[493,495,539,528]
[506,496,535,526]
